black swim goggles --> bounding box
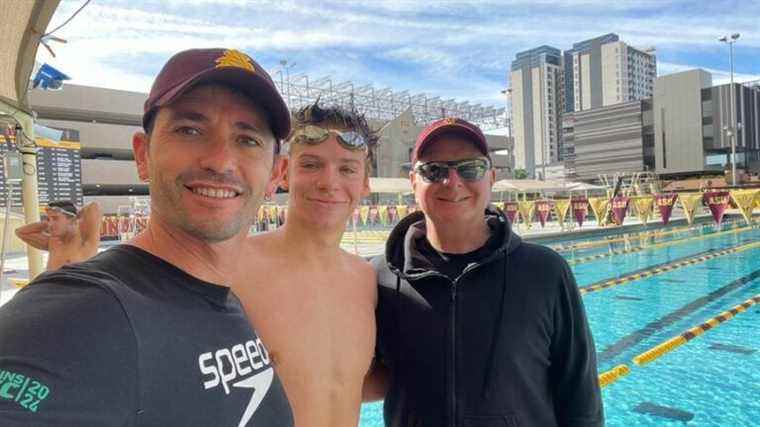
[414,158,491,183]
[290,125,370,151]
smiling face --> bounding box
[280,132,370,231]
[132,84,280,243]
[411,135,495,231]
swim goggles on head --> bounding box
[414,158,491,183]
[45,206,77,217]
[289,125,371,151]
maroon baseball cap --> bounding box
[143,48,291,142]
[412,117,490,164]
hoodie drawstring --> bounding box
[481,251,509,399]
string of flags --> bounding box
[97,190,760,237]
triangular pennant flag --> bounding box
[632,196,654,225]
[678,192,703,225]
[534,199,552,227]
[396,204,409,220]
[729,189,760,225]
[588,197,610,226]
[655,193,678,225]
[517,201,535,229]
[703,191,730,226]
[379,205,389,226]
[553,199,571,229]
[611,196,630,225]
[571,197,588,227]
[359,206,370,225]
[503,201,519,224]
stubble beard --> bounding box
[150,172,259,243]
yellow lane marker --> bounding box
[579,240,760,295]
[633,294,760,366]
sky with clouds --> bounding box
[38,0,760,110]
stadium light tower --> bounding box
[718,33,740,186]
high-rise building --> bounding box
[564,33,656,113]
[510,46,564,179]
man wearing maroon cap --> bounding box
[367,118,603,426]
[0,48,293,426]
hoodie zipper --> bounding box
[449,281,457,427]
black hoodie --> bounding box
[372,208,603,427]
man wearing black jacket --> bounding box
[367,117,603,426]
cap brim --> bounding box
[152,67,291,141]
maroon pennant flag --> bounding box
[611,196,630,225]
[703,191,730,225]
[535,200,552,227]
[571,197,588,227]
[655,193,678,225]
[504,201,519,224]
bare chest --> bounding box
[236,270,376,382]
[47,240,94,270]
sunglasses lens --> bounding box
[417,159,489,183]
[456,161,488,181]
[419,163,448,183]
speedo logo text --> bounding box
[198,338,271,395]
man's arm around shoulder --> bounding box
[0,275,137,425]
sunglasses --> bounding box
[290,125,371,151]
[414,158,491,183]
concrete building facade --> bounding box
[562,99,654,181]
[564,33,656,113]
[29,84,512,214]
[510,46,564,178]
[701,82,760,173]
[653,69,713,175]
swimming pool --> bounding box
[360,219,760,426]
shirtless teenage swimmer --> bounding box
[15,200,102,270]
[233,103,377,426]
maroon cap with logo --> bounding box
[143,48,291,142]
[411,117,490,164]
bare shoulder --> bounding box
[340,250,377,302]
[341,250,374,277]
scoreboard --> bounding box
[1,127,83,208]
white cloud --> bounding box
[39,0,759,110]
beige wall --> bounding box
[511,70,526,170]
[581,53,591,111]
[601,42,619,106]
[653,69,712,174]
[37,118,140,151]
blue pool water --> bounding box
[359,220,760,426]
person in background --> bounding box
[15,200,102,270]
[367,117,603,426]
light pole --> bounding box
[277,60,296,106]
[718,33,740,186]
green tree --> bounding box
[513,169,528,179]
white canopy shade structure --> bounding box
[493,179,569,193]
[0,0,60,111]
[565,181,607,192]
[369,177,413,194]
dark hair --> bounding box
[291,101,378,172]
[47,200,77,217]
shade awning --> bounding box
[0,0,60,111]
[369,177,412,194]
